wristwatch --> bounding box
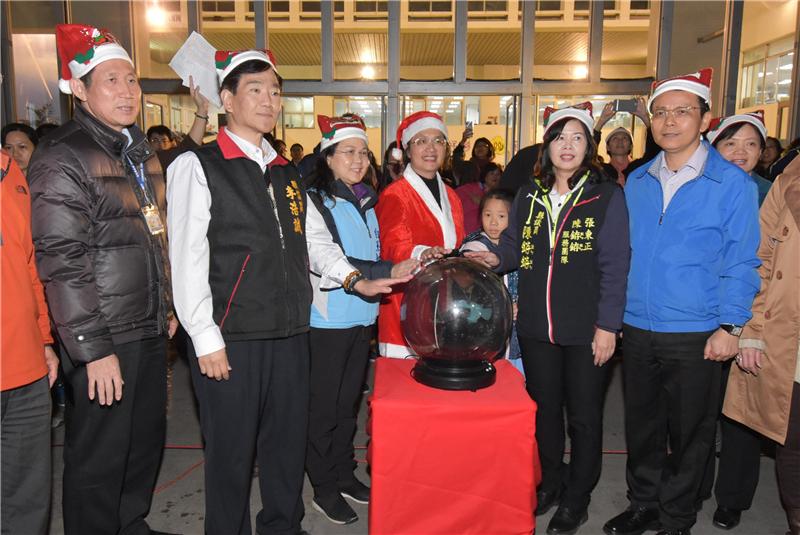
[720,323,744,337]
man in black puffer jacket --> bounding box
[27,24,176,535]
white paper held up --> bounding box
[169,31,221,108]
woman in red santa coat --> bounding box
[376,111,466,358]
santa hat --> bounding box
[542,102,594,138]
[56,24,133,94]
[648,67,713,111]
[391,111,447,160]
[318,114,368,151]
[605,126,632,145]
[216,49,278,86]
[706,110,767,145]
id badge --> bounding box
[142,205,165,235]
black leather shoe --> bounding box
[535,488,562,516]
[603,507,660,535]
[712,507,742,530]
[655,529,691,535]
[339,477,370,504]
[312,493,358,525]
[547,506,588,535]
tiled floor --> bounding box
[48,349,788,534]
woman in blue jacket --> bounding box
[303,114,416,526]
[467,103,630,535]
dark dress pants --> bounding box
[189,335,310,535]
[777,381,800,509]
[306,325,371,497]
[697,360,762,510]
[519,336,609,511]
[622,325,720,530]
[61,336,167,535]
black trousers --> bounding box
[777,381,800,510]
[306,325,371,497]
[518,337,609,511]
[698,360,762,510]
[61,336,167,535]
[622,325,720,530]
[189,335,310,535]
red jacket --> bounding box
[376,173,465,357]
[1,152,51,391]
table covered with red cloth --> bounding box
[367,358,541,535]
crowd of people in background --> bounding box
[3,22,800,535]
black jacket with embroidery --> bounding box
[495,172,630,345]
[193,131,312,340]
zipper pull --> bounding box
[659,212,664,225]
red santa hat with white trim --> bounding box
[542,102,594,137]
[56,24,133,94]
[648,67,713,112]
[215,49,279,86]
[391,111,447,160]
[318,114,368,151]
[706,110,767,145]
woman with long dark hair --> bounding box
[304,114,416,525]
[466,103,630,535]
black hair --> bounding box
[478,188,514,214]
[379,141,405,191]
[80,69,94,88]
[697,95,711,117]
[146,125,175,142]
[479,161,502,183]
[711,121,765,150]
[454,160,480,185]
[274,139,286,150]
[34,123,59,139]
[535,118,608,190]
[290,143,303,151]
[472,137,495,161]
[1,122,38,147]
[220,59,284,95]
[304,144,339,201]
[766,136,783,152]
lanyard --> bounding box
[125,156,152,205]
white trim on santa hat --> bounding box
[400,116,447,147]
[648,68,713,111]
[320,126,368,151]
[217,50,278,87]
[59,43,132,95]
[543,108,594,137]
[605,126,632,145]
[706,113,767,145]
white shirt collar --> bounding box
[224,127,277,168]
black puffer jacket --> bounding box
[28,105,171,365]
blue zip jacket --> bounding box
[308,182,384,329]
[624,143,760,332]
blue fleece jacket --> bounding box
[624,143,761,333]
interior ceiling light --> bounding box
[146,1,167,26]
[361,65,375,79]
[573,65,588,79]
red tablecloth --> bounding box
[367,358,541,535]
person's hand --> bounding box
[634,96,651,127]
[86,353,124,405]
[596,102,616,129]
[168,316,179,339]
[592,328,616,366]
[420,246,449,262]
[198,348,231,381]
[512,302,518,321]
[44,345,59,388]
[353,275,413,297]
[460,127,474,145]
[463,250,500,269]
[189,75,210,117]
[704,328,739,361]
[736,347,764,376]
[391,258,420,278]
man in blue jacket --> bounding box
[603,69,760,535]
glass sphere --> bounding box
[401,257,513,362]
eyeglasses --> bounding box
[408,136,447,147]
[335,148,370,160]
[651,106,701,121]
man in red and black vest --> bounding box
[167,49,312,535]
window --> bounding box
[332,97,382,128]
[630,1,650,10]
[739,36,794,107]
[282,97,315,128]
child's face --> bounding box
[481,198,510,241]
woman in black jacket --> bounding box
[466,103,630,535]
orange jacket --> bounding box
[1,152,51,391]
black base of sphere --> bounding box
[412,358,496,391]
